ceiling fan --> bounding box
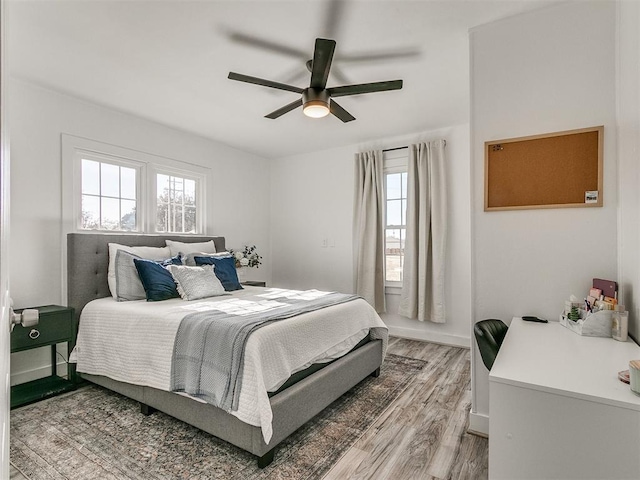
[227,38,403,123]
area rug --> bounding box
[10,354,426,480]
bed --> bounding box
[67,233,387,468]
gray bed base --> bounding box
[67,233,383,467]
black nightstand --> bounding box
[11,305,76,409]
[242,281,266,287]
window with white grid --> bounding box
[383,148,408,285]
[155,173,198,234]
[64,135,207,235]
[80,156,140,231]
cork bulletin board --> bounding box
[484,126,603,211]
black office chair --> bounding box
[474,319,508,371]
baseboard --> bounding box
[10,361,67,386]
[387,325,470,348]
[468,410,489,437]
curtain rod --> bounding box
[382,146,408,152]
[382,140,446,153]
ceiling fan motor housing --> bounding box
[302,88,330,117]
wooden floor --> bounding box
[324,337,488,480]
[10,463,27,480]
[10,337,487,480]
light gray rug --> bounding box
[11,354,426,480]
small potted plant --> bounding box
[230,245,262,270]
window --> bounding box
[385,171,407,282]
[383,149,408,285]
[63,135,208,235]
[81,158,139,231]
[156,173,197,234]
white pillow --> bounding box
[167,265,226,301]
[165,239,217,257]
[107,243,171,299]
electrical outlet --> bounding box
[321,238,328,248]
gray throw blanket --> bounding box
[170,292,359,412]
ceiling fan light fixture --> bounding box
[303,100,330,118]
[302,88,330,118]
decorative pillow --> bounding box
[165,239,217,257]
[182,251,231,266]
[194,255,243,291]
[108,243,171,299]
[167,265,226,301]
[133,256,183,301]
[115,251,182,301]
[114,250,146,301]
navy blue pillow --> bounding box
[133,255,183,301]
[194,255,243,291]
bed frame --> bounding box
[67,233,383,468]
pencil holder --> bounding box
[560,309,613,337]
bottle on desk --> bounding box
[611,305,628,342]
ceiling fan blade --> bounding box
[227,31,308,60]
[228,72,304,94]
[328,79,403,98]
[265,98,303,119]
[310,38,336,90]
[322,0,347,40]
[339,48,421,63]
[330,100,355,123]
[330,65,352,87]
[279,68,309,87]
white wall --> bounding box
[8,79,271,383]
[617,0,640,341]
[270,124,472,347]
[469,1,618,434]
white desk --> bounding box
[489,317,640,480]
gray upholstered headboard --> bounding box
[67,233,226,322]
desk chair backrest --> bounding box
[474,319,508,371]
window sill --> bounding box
[385,285,403,296]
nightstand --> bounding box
[242,281,267,287]
[11,305,76,409]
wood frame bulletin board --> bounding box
[484,126,603,211]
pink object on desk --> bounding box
[619,370,630,384]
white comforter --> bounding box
[73,287,388,443]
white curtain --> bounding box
[353,150,386,313]
[399,140,447,323]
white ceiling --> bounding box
[7,0,556,159]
